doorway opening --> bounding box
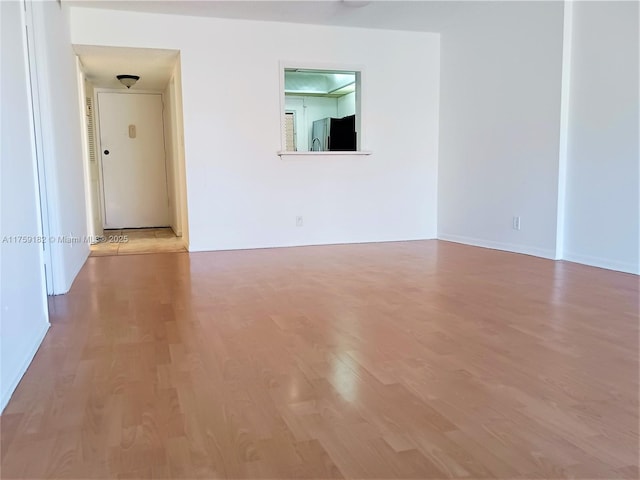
[74,45,189,256]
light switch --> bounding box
[128,125,136,138]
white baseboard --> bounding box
[438,233,639,275]
[437,233,556,260]
[563,251,639,275]
[187,236,436,253]
[1,322,50,413]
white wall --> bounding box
[31,1,89,293]
[172,58,189,246]
[563,1,639,274]
[1,1,50,411]
[337,92,356,118]
[438,2,565,258]
[164,76,181,235]
[163,80,177,233]
[70,9,441,251]
[297,96,338,125]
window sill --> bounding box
[277,151,373,157]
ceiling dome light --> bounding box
[116,74,140,89]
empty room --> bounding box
[1,0,638,479]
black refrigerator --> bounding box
[311,115,357,151]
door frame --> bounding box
[22,0,55,295]
[94,88,169,230]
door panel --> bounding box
[98,92,169,229]
[85,95,102,239]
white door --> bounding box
[98,92,169,229]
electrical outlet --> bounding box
[513,216,521,231]
[296,216,304,227]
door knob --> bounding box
[104,150,110,155]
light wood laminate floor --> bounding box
[1,241,638,479]
[90,228,187,257]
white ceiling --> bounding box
[71,1,537,89]
[74,45,179,90]
[285,70,356,96]
[66,1,497,33]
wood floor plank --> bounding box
[1,240,638,479]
